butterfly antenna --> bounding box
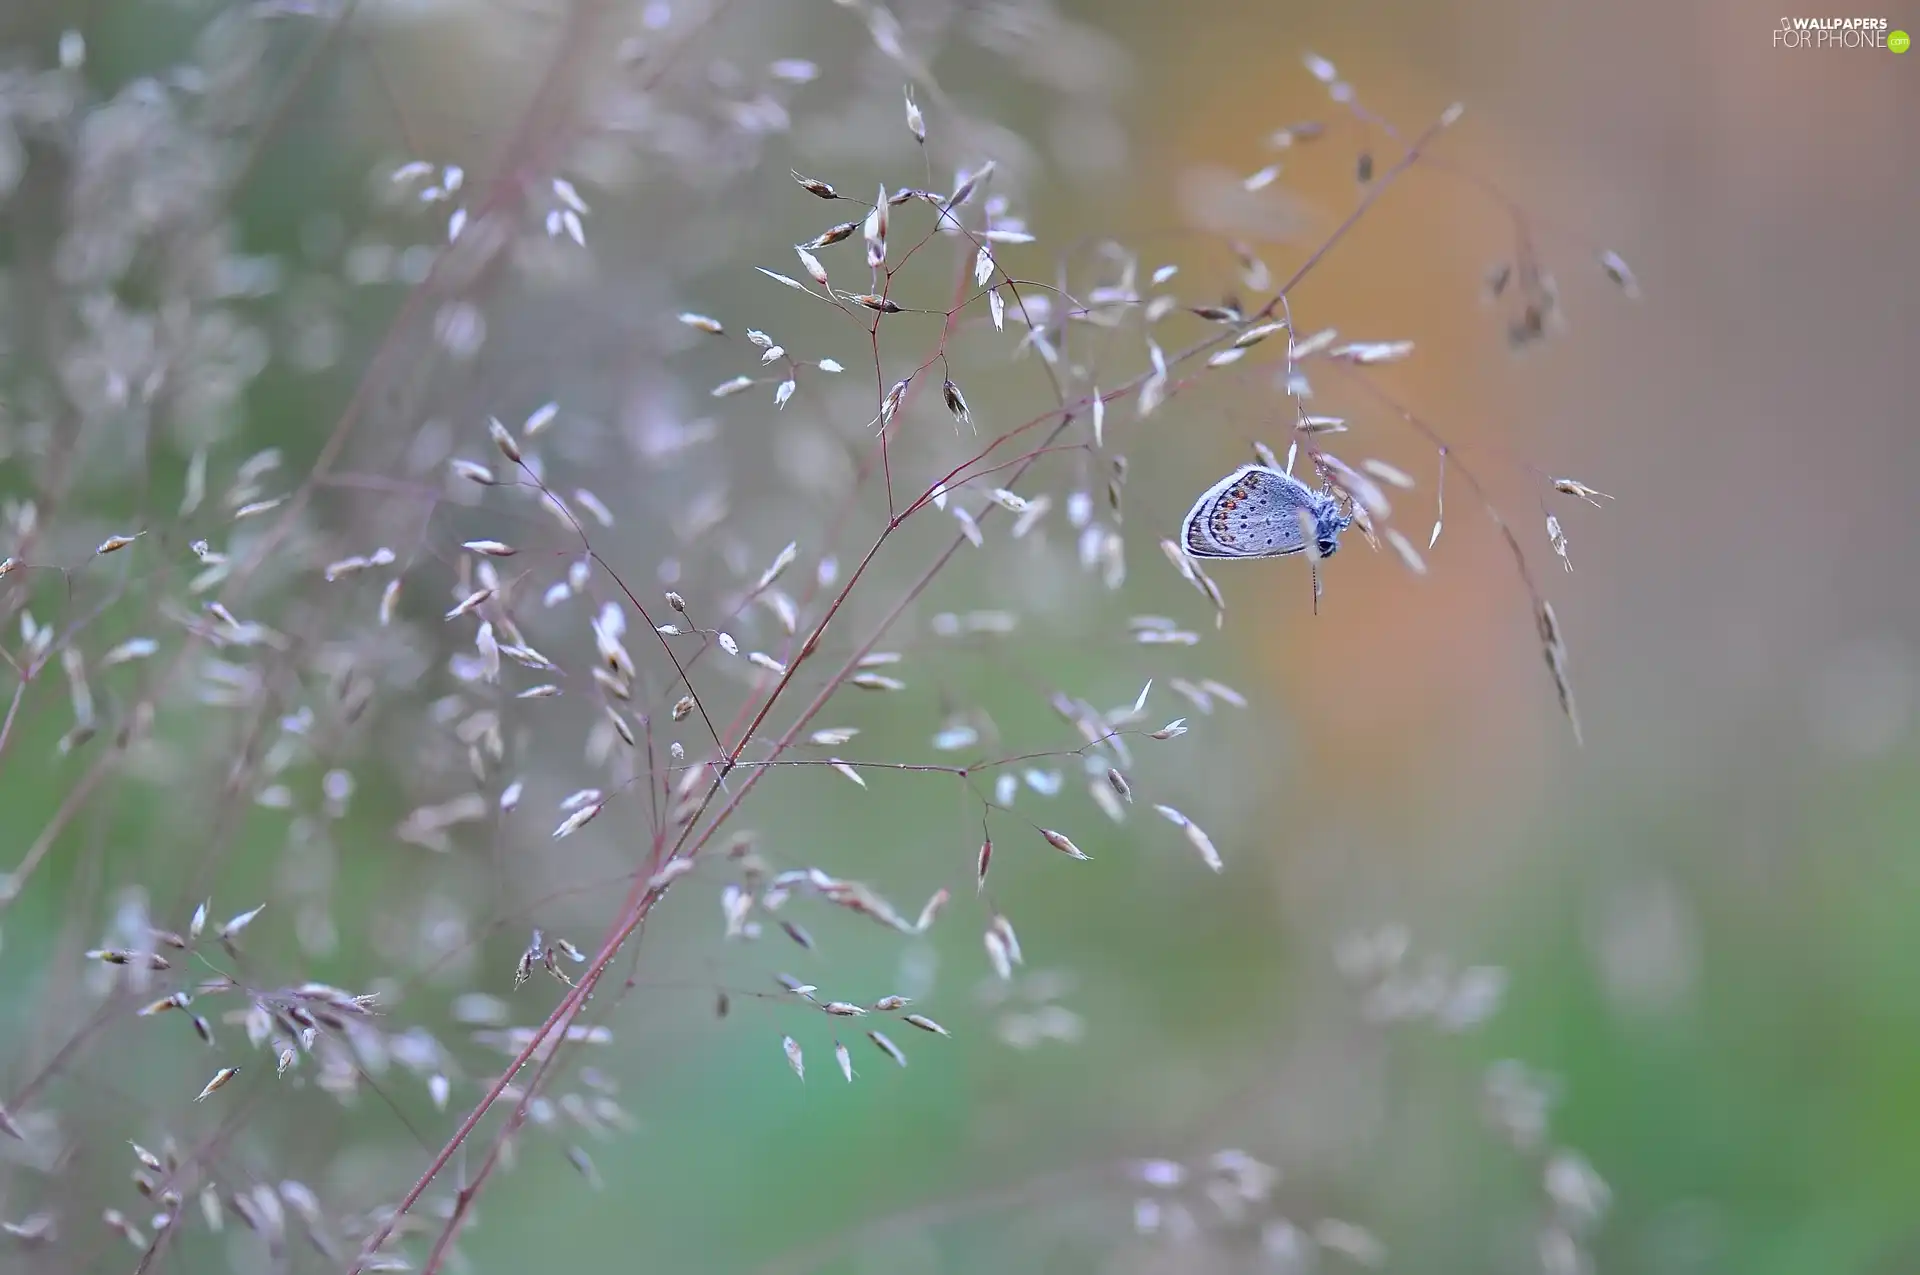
[1310,561,1322,615]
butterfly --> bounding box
[1179,463,1353,560]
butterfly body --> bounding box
[1180,464,1352,560]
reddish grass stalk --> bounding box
[347,101,1465,1275]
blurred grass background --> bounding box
[3,1,1917,1273]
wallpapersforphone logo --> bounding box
[1773,16,1908,49]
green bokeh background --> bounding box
[3,1,1917,1273]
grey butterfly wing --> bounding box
[1182,465,1317,559]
